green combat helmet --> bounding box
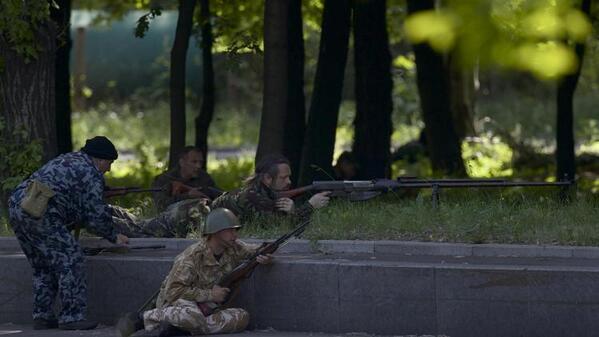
[203,208,242,235]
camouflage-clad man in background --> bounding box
[110,146,220,238]
[8,136,129,331]
[110,199,210,238]
[118,208,273,337]
[151,146,221,212]
[211,154,330,225]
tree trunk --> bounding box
[51,0,73,154]
[556,0,590,181]
[298,0,351,185]
[282,0,306,185]
[447,52,476,139]
[407,0,466,176]
[0,23,58,162]
[352,0,393,179]
[256,0,289,163]
[169,0,197,169]
[195,0,214,169]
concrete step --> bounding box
[2,237,599,337]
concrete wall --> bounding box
[2,238,599,337]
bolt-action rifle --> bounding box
[275,177,573,205]
[133,220,310,316]
[83,244,166,256]
[170,181,223,199]
[103,186,165,198]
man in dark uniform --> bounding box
[8,136,129,330]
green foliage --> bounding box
[462,136,514,177]
[0,118,43,194]
[0,0,53,60]
[207,156,254,191]
[135,7,162,38]
[404,0,592,79]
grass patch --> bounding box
[238,191,599,246]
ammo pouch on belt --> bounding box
[20,179,55,218]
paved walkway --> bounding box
[0,324,447,337]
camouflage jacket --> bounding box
[210,182,313,225]
[156,238,258,308]
[8,151,118,242]
[151,168,220,213]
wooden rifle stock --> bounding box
[198,220,311,316]
[170,181,223,198]
[83,244,166,256]
[103,187,164,198]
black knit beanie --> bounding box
[81,136,118,160]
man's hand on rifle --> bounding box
[308,191,331,209]
[256,254,274,265]
[186,187,210,199]
[211,285,230,303]
[275,197,295,213]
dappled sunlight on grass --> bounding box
[462,136,513,177]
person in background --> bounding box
[333,151,358,181]
[151,146,221,213]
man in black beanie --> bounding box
[8,135,129,331]
[81,136,119,161]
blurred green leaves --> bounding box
[404,0,592,80]
[404,10,457,52]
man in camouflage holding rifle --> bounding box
[111,146,220,238]
[211,154,330,225]
[118,208,272,337]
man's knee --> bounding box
[202,308,249,334]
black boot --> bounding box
[58,319,99,330]
[158,322,191,337]
[33,318,58,330]
[117,312,145,337]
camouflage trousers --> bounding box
[111,199,210,238]
[143,299,249,335]
[8,204,87,324]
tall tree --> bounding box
[282,0,306,184]
[406,0,466,176]
[447,53,476,140]
[352,0,393,179]
[194,0,214,169]
[556,0,590,182]
[256,0,290,163]
[51,0,73,154]
[169,0,197,169]
[0,3,58,162]
[298,0,352,185]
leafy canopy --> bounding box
[0,0,55,60]
[404,0,592,80]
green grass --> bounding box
[3,191,598,247]
[238,191,599,246]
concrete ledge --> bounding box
[2,236,599,258]
[2,237,599,337]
